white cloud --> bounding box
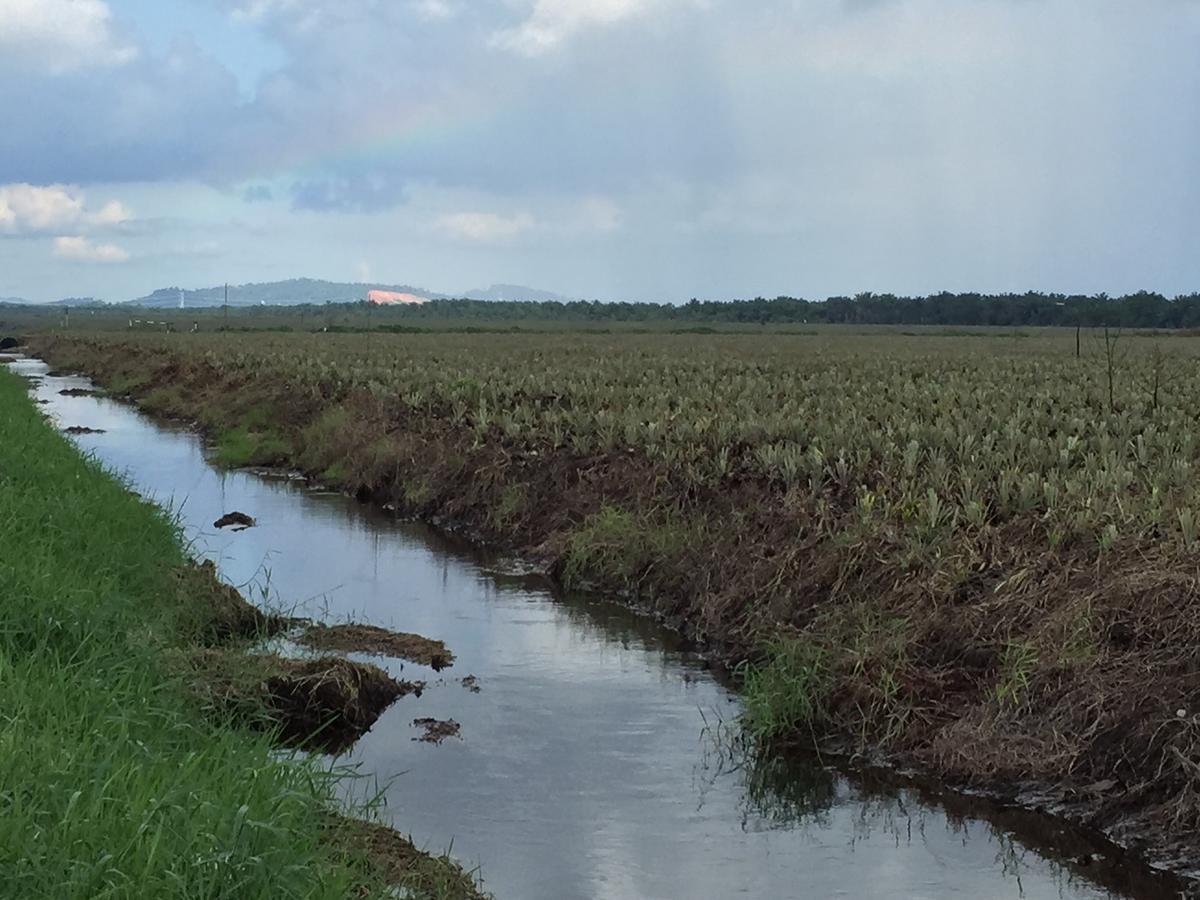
[579,196,621,233]
[778,1,1016,77]
[492,0,687,55]
[413,0,456,22]
[88,199,132,226]
[0,183,131,234]
[0,0,136,73]
[434,211,534,241]
[52,235,129,262]
[0,183,84,232]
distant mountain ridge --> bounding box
[127,278,447,308]
[463,284,576,303]
[9,278,577,308]
[46,297,104,307]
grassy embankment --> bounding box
[0,365,484,899]
[27,328,1200,875]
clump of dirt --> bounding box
[460,674,481,693]
[0,354,18,362]
[324,814,489,899]
[176,559,287,643]
[299,623,454,670]
[58,387,103,397]
[267,656,420,751]
[64,425,106,434]
[45,369,74,376]
[412,717,461,744]
[214,511,255,529]
[181,649,421,753]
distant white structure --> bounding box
[367,289,426,306]
[178,290,185,310]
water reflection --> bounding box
[696,720,1183,900]
[6,354,1187,900]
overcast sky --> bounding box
[1,0,1198,303]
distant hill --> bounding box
[46,297,105,307]
[7,278,574,309]
[464,283,575,303]
[127,278,445,309]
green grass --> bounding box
[0,368,375,899]
[736,640,831,741]
[561,505,703,593]
[212,424,292,467]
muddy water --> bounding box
[12,356,1185,900]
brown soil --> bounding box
[325,814,489,899]
[265,656,419,752]
[58,387,103,397]
[412,717,461,744]
[299,623,454,669]
[181,648,420,753]
[214,511,255,529]
[32,332,1200,883]
[64,425,106,434]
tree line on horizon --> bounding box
[387,290,1200,328]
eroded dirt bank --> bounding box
[174,557,486,895]
[31,333,1200,886]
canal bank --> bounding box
[6,351,1190,899]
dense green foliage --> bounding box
[29,326,1200,875]
[7,289,1200,334]
[372,290,1200,327]
[0,369,373,899]
[49,327,1200,554]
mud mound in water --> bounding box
[182,649,422,753]
[412,717,461,744]
[0,354,18,362]
[64,426,105,435]
[325,815,489,899]
[58,387,103,397]
[299,623,454,670]
[177,560,287,643]
[266,656,419,751]
[214,511,255,529]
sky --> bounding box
[1,0,1199,303]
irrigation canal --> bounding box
[9,355,1186,900]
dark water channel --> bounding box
[10,356,1188,900]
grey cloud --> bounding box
[0,37,243,184]
[242,184,274,203]
[3,0,1199,300]
[289,173,408,212]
